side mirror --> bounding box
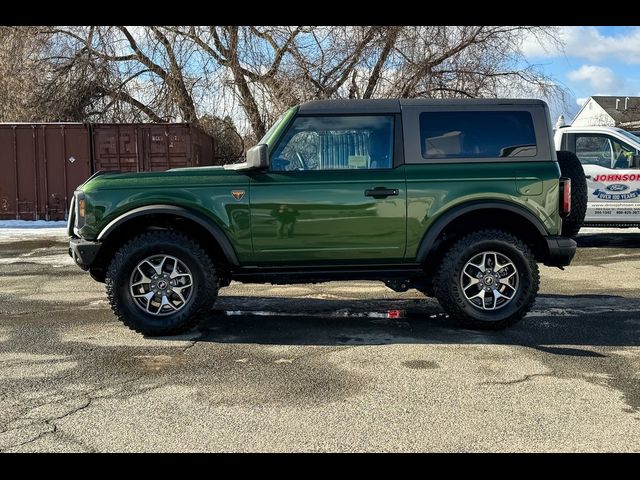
[246,144,269,170]
[632,154,640,169]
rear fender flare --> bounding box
[415,201,548,263]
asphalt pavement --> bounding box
[0,227,639,452]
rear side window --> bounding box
[419,111,537,159]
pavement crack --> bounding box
[482,372,554,386]
[181,339,199,355]
[0,375,147,452]
[0,397,92,452]
[0,426,55,452]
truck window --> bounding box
[611,137,636,169]
[575,134,636,169]
[419,111,537,159]
[270,115,394,171]
[575,135,612,167]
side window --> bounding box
[575,135,613,168]
[270,115,394,171]
[419,111,537,159]
[610,137,636,169]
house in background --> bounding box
[572,96,640,130]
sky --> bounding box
[521,26,640,122]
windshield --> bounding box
[258,107,298,150]
[614,128,640,146]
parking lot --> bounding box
[0,227,639,452]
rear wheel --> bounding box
[433,230,539,330]
[105,230,218,336]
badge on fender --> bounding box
[231,190,245,200]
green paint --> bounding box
[75,105,564,268]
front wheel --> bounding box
[105,231,219,336]
[433,230,539,330]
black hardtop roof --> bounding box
[298,98,547,114]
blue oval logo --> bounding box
[606,183,629,192]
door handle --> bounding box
[365,187,399,199]
[585,175,591,179]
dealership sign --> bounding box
[592,187,640,200]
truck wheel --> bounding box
[105,230,219,336]
[433,230,539,330]
[556,150,587,237]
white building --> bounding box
[572,96,640,130]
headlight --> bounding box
[74,191,86,231]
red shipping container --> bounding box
[0,124,91,221]
[92,123,215,173]
[0,123,216,220]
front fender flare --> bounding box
[97,204,240,266]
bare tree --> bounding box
[0,25,566,147]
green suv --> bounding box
[68,99,576,335]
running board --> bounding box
[231,265,425,285]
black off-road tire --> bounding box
[105,230,218,336]
[556,150,587,237]
[416,283,435,297]
[433,230,539,330]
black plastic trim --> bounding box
[297,98,546,115]
[415,200,549,263]
[231,265,424,285]
[298,99,401,114]
[69,237,101,270]
[544,236,577,267]
[97,205,240,266]
[394,112,404,168]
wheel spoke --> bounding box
[159,256,171,275]
[464,277,480,288]
[468,253,486,271]
[501,284,516,296]
[468,289,486,301]
[160,294,176,311]
[171,273,192,283]
[496,259,515,272]
[132,267,152,288]
[172,288,187,305]
[491,289,510,308]
[133,290,154,299]
[499,272,516,285]
[463,270,480,282]
[141,259,160,276]
[170,258,179,278]
[145,293,155,313]
[486,252,498,270]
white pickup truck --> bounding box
[554,125,640,227]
